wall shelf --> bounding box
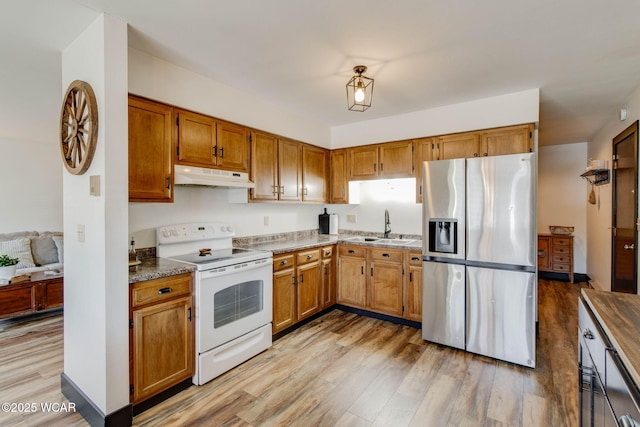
[580,168,610,186]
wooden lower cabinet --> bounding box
[272,246,334,334]
[130,273,194,405]
[0,273,63,320]
[404,252,423,322]
[338,245,418,321]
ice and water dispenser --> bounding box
[428,219,458,254]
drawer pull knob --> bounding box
[307,255,313,259]
[280,260,288,265]
[158,287,172,295]
[348,250,355,254]
[583,329,594,340]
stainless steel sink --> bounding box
[381,238,416,245]
[344,236,381,242]
[343,236,416,245]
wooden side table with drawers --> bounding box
[538,234,574,283]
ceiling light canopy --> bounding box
[346,65,374,112]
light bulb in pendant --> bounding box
[354,80,365,103]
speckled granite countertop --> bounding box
[234,230,422,254]
[128,257,195,284]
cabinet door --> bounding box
[405,258,422,322]
[132,295,193,404]
[250,131,279,201]
[321,256,335,308]
[337,255,367,308]
[369,260,404,317]
[273,267,296,333]
[538,236,551,271]
[302,144,329,202]
[278,138,302,201]
[217,121,250,172]
[481,124,533,157]
[379,140,413,177]
[435,132,480,160]
[128,96,173,202]
[330,149,349,204]
[414,137,434,203]
[297,261,321,320]
[349,145,379,179]
[176,110,217,167]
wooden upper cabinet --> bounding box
[128,96,173,202]
[330,149,349,204]
[217,121,250,173]
[302,144,329,203]
[250,131,279,201]
[481,123,534,156]
[413,137,434,204]
[349,145,379,179]
[176,110,217,167]
[278,138,303,201]
[434,132,481,160]
[379,140,413,177]
[349,141,413,180]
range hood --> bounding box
[174,165,255,188]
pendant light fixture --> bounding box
[346,65,374,112]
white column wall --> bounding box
[62,14,129,414]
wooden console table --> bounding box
[0,271,63,320]
[538,234,574,283]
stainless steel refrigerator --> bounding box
[422,152,537,367]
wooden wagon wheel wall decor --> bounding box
[59,80,98,175]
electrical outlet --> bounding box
[264,216,269,226]
[347,214,357,223]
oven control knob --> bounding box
[162,229,170,238]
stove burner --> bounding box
[199,248,212,256]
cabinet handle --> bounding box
[272,185,278,195]
[410,272,413,282]
[166,176,171,190]
[474,153,478,157]
[483,153,488,156]
[382,253,390,258]
[280,259,288,266]
[300,274,304,283]
[538,250,546,258]
[380,163,384,172]
[411,256,420,261]
[624,244,635,250]
[220,147,224,159]
[373,164,377,172]
[361,266,364,275]
[188,307,192,322]
[325,250,331,256]
[303,187,308,196]
[307,254,313,260]
[158,287,172,295]
[213,146,217,157]
[280,186,284,194]
[348,250,355,254]
[371,267,374,276]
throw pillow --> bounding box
[0,238,36,269]
[0,231,38,242]
[52,235,64,264]
[30,235,59,266]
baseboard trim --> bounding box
[538,271,590,283]
[334,305,422,329]
[60,373,132,427]
[273,306,336,341]
[132,378,193,416]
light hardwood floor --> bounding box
[0,279,584,426]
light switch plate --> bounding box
[347,214,357,223]
[77,224,85,242]
[90,175,100,196]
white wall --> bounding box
[538,143,588,274]
[62,14,129,414]
[587,84,640,292]
[0,137,62,232]
[331,89,540,148]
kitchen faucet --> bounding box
[384,209,391,238]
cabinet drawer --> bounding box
[339,245,366,257]
[273,254,295,272]
[552,237,572,246]
[551,263,571,272]
[408,252,422,266]
[551,245,572,255]
[551,254,571,263]
[321,246,334,258]
[297,249,320,265]
[369,248,403,263]
[131,274,192,308]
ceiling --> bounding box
[4,0,640,147]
